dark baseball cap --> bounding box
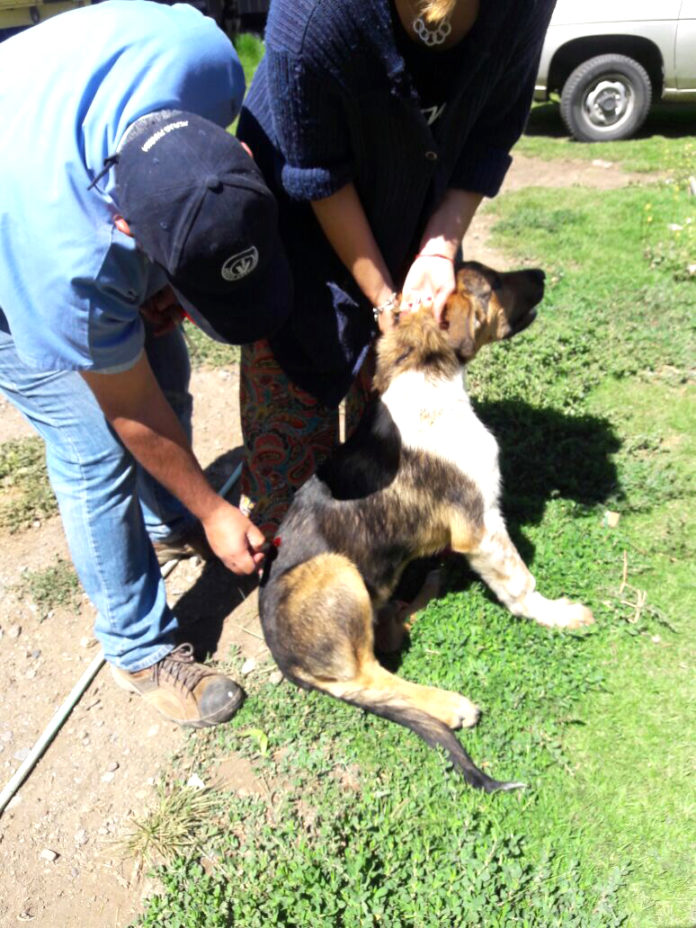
[114,110,291,344]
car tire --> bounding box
[560,54,652,142]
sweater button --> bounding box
[425,150,438,161]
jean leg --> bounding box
[136,323,195,542]
[0,329,177,671]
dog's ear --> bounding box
[441,292,476,361]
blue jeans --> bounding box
[0,322,195,671]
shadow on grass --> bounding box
[176,402,620,659]
[173,445,256,658]
[403,400,620,605]
[480,398,620,523]
[525,100,696,141]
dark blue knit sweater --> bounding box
[238,0,555,406]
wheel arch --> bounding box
[547,36,664,99]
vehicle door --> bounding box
[676,1,696,90]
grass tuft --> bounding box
[118,782,226,873]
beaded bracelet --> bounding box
[372,293,399,322]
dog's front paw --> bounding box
[525,593,595,629]
[553,598,595,629]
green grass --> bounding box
[15,557,81,617]
[233,33,265,88]
[182,318,240,369]
[0,436,57,532]
[520,101,696,179]
[131,112,695,926]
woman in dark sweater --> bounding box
[237,0,555,534]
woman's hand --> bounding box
[401,253,456,324]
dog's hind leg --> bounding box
[461,511,594,629]
[272,554,520,792]
[320,660,481,731]
[279,554,479,730]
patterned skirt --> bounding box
[239,338,372,538]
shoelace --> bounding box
[153,643,210,693]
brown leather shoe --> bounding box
[110,643,243,728]
[152,523,214,567]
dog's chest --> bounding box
[382,369,500,507]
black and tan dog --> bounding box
[259,262,594,793]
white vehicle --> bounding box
[535,1,696,141]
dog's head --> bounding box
[443,262,544,362]
[374,262,544,393]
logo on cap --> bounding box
[221,246,259,282]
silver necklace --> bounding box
[411,6,452,46]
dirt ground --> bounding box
[0,153,649,927]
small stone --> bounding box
[186,773,205,790]
[651,634,661,644]
[25,668,36,680]
[146,725,159,738]
[269,670,284,685]
[74,829,89,847]
[603,510,620,528]
[101,771,115,783]
[8,624,21,639]
[0,730,13,742]
[240,657,256,676]
[13,748,30,762]
[591,158,613,168]
[31,649,41,659]
[40,848,59,862]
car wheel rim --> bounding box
[582,76,635,132]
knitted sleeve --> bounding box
[450,1,555,198]
[265,47,353,201]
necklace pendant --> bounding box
[412,15,452,47]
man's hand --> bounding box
[201,500,267,575]
[140,285,185,336]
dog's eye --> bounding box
[396,348,413,365]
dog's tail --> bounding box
[333,690,524,794]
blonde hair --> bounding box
[419,0,458,23]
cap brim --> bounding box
[171,247,292,345]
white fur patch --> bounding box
[381,368,501,510]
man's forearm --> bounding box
[111,415,226,522]
[81,353,221,521]
[82,352,266,574]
